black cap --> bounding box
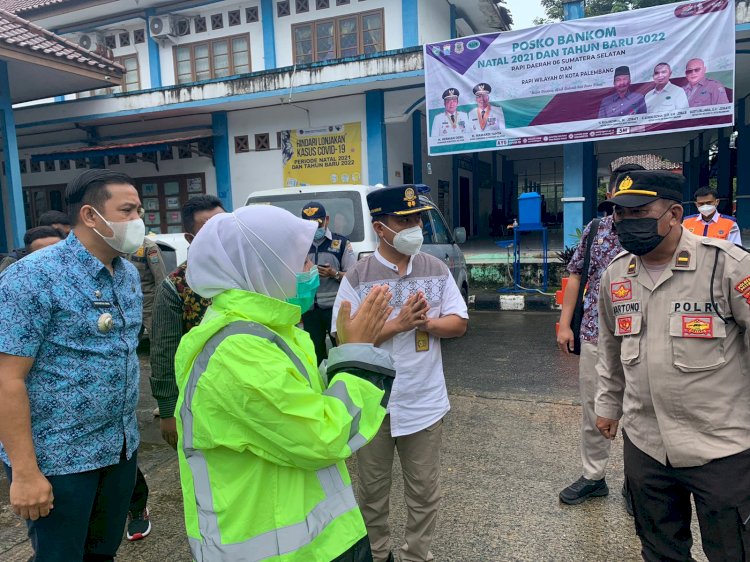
[598,163,646,212]
[610,170,685,208]
[301,201,327,223]
[614,66,630,77]
[473,83,491,95]
[442,88,459,100]
[367,185,435,216]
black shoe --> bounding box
[559,476,609,505]
[622,482,634,516]
[126,507,152,541]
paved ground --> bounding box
[0,311,708,561]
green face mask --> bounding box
[287,267,320,313]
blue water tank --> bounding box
[518,192,542,229]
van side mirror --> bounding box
[453,227,467,244]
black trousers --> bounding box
[4,449,137,562]
[302,305,334,365]
[128,465,149,513]
[624,433,750,562]
[330,535,373,562]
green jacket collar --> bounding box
[211,289,302,328]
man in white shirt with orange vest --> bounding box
[332,185,468,562]
[683,187,743,246]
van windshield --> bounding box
[246,191,365,242]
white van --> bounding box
[245,185,469,302]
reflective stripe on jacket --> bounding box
[175,289,390,561]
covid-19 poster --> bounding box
[424,0,735,156]
[281,123,362,187]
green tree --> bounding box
[534,0,681,24]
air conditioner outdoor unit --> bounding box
[78,32,105,51]
[149,15,190,38]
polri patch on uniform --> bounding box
[681,315,713,338]
[617,316,632,335]
[611,280,632,302]
[674,250,691,268]
[735,276,750,294]
[627,258,637,275]
[148,248,160,264]
[330,239,341,250]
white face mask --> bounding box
[698,204,716,217]
[92,208,146,255]
[378,222,424,256]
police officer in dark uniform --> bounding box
[300,201,355,364]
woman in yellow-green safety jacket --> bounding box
[175,204,395,562]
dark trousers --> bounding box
[624,433,750,562]
[128,465,149,513]
[330,535,373,562]
[302,305,334,365]
[4,449,138,562]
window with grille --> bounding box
[174,34,251,84]
[292,9,383,64]
[44,161,55,172]
[246,6,259,22]
[134,29,145,43]
[235,135,250,153]
[124,154,138,163]
[105,35,117,49]
[30,160,41,173]
[142,152,157,164]
[211,13,224,30]
[119,31,131,47]
[178,144,193,159]
[81,55,140,97]
[107,155,120,166]
[228,10,241,26]
[295,0,309,13]
[336,0,349,4]
[316,0,329,8]
[19,159,27,174]
[74,158,87,169]
[277,1,291,17]
[194,16,207,33]
[160,148,174,160]
[255,133,270,151]
[59,159,70,170]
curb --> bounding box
[469,293,558,312]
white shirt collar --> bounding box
[374,247,414,276]
[699,212,721,225]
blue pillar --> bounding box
[366,90,387,185]
[449,4,457,39]
[561,0,593,244]
[0,61,24,251]
[737,97,750,230]
[402,0,418,48]
[145,9,162,88]
[261,0,277,69]
[563,143,594,246]
[716,128,732,215]
[451,155,459,229]
[412,109,423,184]
[211,112,233,211]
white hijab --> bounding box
[186,204,316,300]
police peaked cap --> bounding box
[473,83,492,95]
[442,88,460,100]
[367,185,434,216]
[301,201,327,222]
[614,66,631,77]
[610,170,685,208]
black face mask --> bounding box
[614,207,673,256]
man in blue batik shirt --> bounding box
[0,169,144,561]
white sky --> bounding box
[504,0,548,30]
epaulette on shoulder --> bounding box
[700,237,749,261]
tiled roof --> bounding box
[0,7,123,75]
[0,0,71,14]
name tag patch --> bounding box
[611,280,632,302]
[681,315,713,338]
[613,301,641,316]
[735,276,750,294]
